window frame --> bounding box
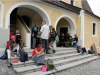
[0,2,4,27]
[92,22,97,36]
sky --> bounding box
[87,0,100,17]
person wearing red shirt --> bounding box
[7,35,19,67]
[32,44,45,66]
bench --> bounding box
[59,42,72,47]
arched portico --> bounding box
[55,15,76,37]
[5,2,51,48]
[5,2,51,28]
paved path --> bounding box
[0,57,100,75]
[55,57,100,75]
[0,60,16,75]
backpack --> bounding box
[88,50,93,54]
[82,47,87,52]
[76,46,81,53]
[76,48,80,53]
[45,59,56,71]
[19,47,24,55]
[77,46,82,49]
[0,52,7,60]
[20,52,28,62]
[33,27,38,32]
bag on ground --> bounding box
[13,60,18,63]
[20,52,28,62]
[97,50,100,54]
[41,65,47,72]
[77,46,82,49]
[76,48,80,53]
[45,59,55,71]
[19,47,24,55]
[82,47,87,52]
[76,45,81,53]
[88,50,93,54]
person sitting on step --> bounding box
[32,44,45,66]
[73,34,78,47]
[59,33,66,47]
[15,30,23,48]
[6,35,20,67]
[68,33,73,47]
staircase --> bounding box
[10,24,18,34]
[11,47,99,75]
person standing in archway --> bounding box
[40,21,50,54]
[32,24,38,49]
[49,27,56,53]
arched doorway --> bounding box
[55,15,76,37]
[6,2,51,48]
[5,2,51,28]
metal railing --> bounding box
[17,15,31,33]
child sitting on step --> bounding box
[32,44,45,66]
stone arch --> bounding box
[55,15,76,37]
[5,2,51,28]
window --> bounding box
[0,2,4,27]
[71,0,74,5]
[93,22,97,36]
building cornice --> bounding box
[84,10,100,20]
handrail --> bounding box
[17,15,31,33]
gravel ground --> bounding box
[0,58,100,75]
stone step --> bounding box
[24,48,76,53]
[23,56,99,75]
[11,50,77,60]
[11,53,80,68]
[13,48,76,57]
[13,55,94,75]
[24,49,76,54]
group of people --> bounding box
[6,21,78,67]
[31,21,56,54]
[32,21,57,65]
[58,33,78,47]
[31,21,79,66]
[7,30,23,67]
[6,21,56,67]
